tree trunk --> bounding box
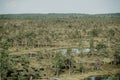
[0,74,1,80]
[29,76,33,80]
[69,63,71,75]
[56,65,59,78]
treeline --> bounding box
[0,13,120,19]
[0,14,120,79]
[0,13,90,19]
[0,16,120,48]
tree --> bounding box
[79,39,84,56]
[89,38,94,55]
[113,43,120,65]
[79,62,85,74]
[66,48,74,75]
[96,42,107,51]
[108,27,120,65]
[0,39,11,80]
[90,29,99,37]
[53,52,65,77]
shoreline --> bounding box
[60,67,120,80]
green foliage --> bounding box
[113,43,120,64]
[96,42,107,50]
[0,39,11,80]
[90,29,100,37]
[108,29,115,37]
[53,52,65,77]
[37,51,44,60]
[66,48,75,75]
[0,14,120,78]
[0,14,120,48]
[89,38,94,54]
[79,63,85,74]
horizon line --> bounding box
[0,12,120,15]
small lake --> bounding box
[86,75,120,80]
[53,48,91,54]
[11,48,91,60]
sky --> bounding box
[0,0,120,14]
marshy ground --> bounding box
[0,14,120,80]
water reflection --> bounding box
[53,48,91,54]
[87,75,120,80]
[72,48,80,54]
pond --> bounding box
[86,75,120,80]
[53,48,91,54]
[10,53,37,61]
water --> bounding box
[11,48,91,60]
[23,53,36,58]
[83,48,91,53]
[53,48,91,54]
[53,49,67,54]
[86,75,120,80]
[72,48,81,54]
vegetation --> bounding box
[0,39,11,80]
[53,52,65,77]
[0,13,120,80]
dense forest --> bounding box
[0,14,120,80]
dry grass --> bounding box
[61,66,120,80]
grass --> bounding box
[61,64,120,80]
[0,14,120,79]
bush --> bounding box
[96,42,107,50]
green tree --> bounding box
[66,48,74,75]
[0,39,11,80]
[53,52,65,77]
[89,38,94,55]
[79,62,85,74]
[90,29,99,37]
[113,43,120,65]
[96,42,107,51]
[79,39,84,56]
